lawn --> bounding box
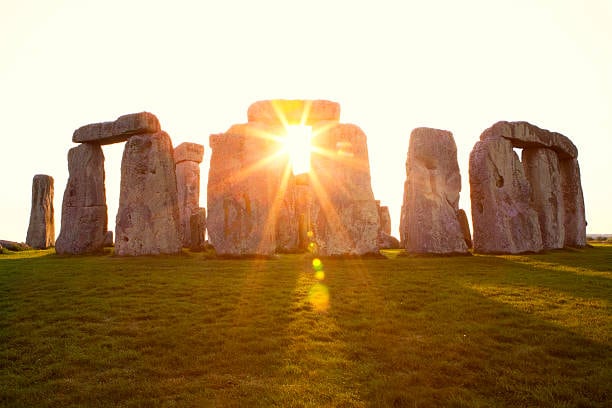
[1,246,610,407]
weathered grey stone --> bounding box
[56,143,107,254]
[400,128,468,254]
[103,230,113,247]
[248,99,340,126]
[560,158,587,247]
[378,233,400,249]
[274,178,301,253]
[189,208,207,251]
[456,209,472,249]
[175,144,203,247]
[310,123,379,256]
[469,136,543,254]
[174,142,204,164]
[376,201,392,236]
[26,174,55,249]
[522,148,564,249]
[115,132,181,256]
[481,121,577,159]
[0,240,31,251]
[207,123,285,256]
[73,112,160,145]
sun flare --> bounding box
[283,125,312,175]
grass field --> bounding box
[1,245,611,407]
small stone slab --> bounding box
[247,99,340,125]
[481,121,577,159]
[73,112,160,145]
[174,142,204,163]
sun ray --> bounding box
[307,167,353,254]
[223,148,286,186]
[299,100,312,126]
[257,157,294,254]
[308,148,356,204]
[271,100,291,129]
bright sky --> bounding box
[1,0,611,242]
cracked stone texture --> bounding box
[73,112,160,145]
[522,148,564,250]
[56,144,107,254]
[560,158,587,247]
[115,132,181,256]
[174,143,204,247]
[309,122,379,256]
[469,136,543,254]
[400,128,468,254]
[26,174,55,249]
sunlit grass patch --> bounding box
[1,247,611,406]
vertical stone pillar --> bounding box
[174,142,204,247]
[400,128,468,254]
[207,125,282,256]
[189,207,207,251]
[469,135,543,254]
[26,174,55,249]
[377,202,392,236]
[115,132,182,256]
[56,144,108,254]
[560,158,587,247]
[310,123,379,256]
[522,148,564,249]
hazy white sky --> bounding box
[1,0,611,242]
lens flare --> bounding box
[314,270,325,280]
[312,258,323,271]
[308,283,329,312]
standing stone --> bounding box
[189,208,207,251]
[469,135,543,254]
[376,201,398,249]
[26,175,55,249]
[560,158,587,247]
[174,142,204,247]
[56,144,108,254]
[522,148,564,249]
[207,100,380,257]
[207,123,285,256]
[103,231,114,247]
[115,132,181,256]
[456,209,472,249]
[310,123,379,256]
[376,201,392,236]
[400,128,468,254]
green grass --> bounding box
[1,246,611,407]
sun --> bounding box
[283,125,312,175]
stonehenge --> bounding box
[26,174,55,249]
[207,99,380,256]
[469,121,586,253]
[45,104,585,258]
[400,128,470,254]
[57,112,183,255]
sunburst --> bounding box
[217,101,357,255]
